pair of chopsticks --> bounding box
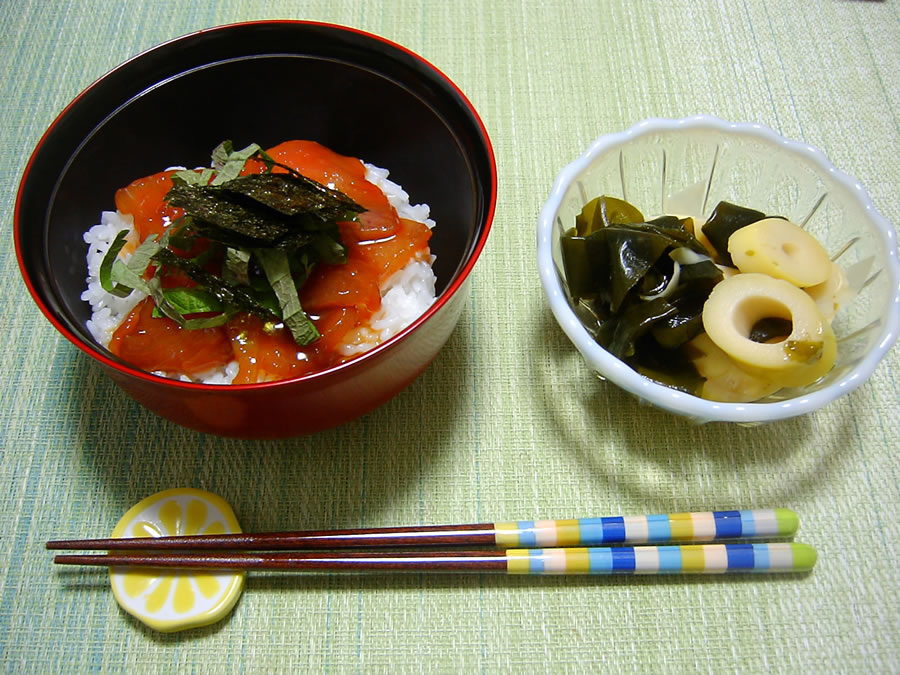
[48,508,816,575]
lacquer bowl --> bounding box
[15,21,496,438]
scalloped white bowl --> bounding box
[537,116,900,424]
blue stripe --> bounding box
[726,544,756,570]
[529,550,545,574]
[713,510,743,538]
[601,516,626,543]
[657,546,682,572]
[752,543,770,571]
[517,521,536,548]
[588,548,613,573]
[646,514,671,542]
[578,518,606,545]
[611,547,635,572]
[740,510,756,537]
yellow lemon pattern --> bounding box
[109,488,245,632]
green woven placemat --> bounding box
[1,0,898,671]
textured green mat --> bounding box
[1,0,898,671]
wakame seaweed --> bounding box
[749,317,793,343]
[560,195,727,392]
[560,195,801,395]
[701,201,766,266]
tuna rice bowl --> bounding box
[81,140,438,385]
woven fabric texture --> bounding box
[1,0,898,672]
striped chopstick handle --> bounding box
[506,543,816,575]
[494,508,797,547]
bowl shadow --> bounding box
[65,321,474,533]
[531,304,859,508]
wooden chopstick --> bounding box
[45,508,799,552]
[54,550,509,572]
[52,542,818,574]
[46,523,495,551]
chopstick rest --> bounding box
[46,508,799,552]
[53,542,816,574]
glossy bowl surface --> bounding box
[16,21,496,438]
[538,116,900,424]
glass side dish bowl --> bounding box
[15,21,496,438]
[537,116,900,424]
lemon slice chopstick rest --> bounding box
[108,488,245,633]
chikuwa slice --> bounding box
[727,218,831,287]
[686,333,782,402]
[702,273,836,388]
[805,260,853,322]
[109,488,245,632]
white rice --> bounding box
[81,163,437,383]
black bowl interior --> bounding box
[17,21,495,352]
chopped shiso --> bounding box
[99,141,365,346]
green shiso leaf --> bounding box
[151,247,275,322]
[146,278,231,330]
[171,167,214,186]
[254,248,320,346]
[99,230,136,297]
[223,247,252,286]
[102,231,160,296]
[309,229,348,264]
[210,141,262,185]
[158,287,224,315]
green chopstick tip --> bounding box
[790,543,817,572]
[774,508,799,536]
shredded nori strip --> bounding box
[152,247,275,322]
[219,173,364,221]
[166,181,292,245]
